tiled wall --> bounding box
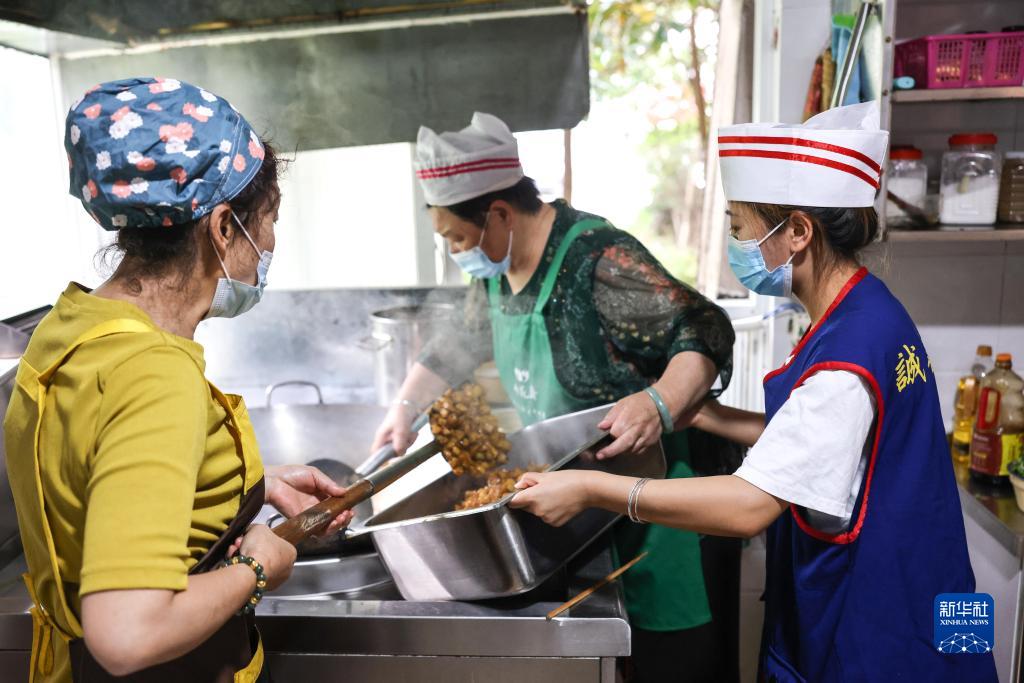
[863,239,1024,430]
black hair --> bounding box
[441,176,543,227]
[741,202,879,265]
[104,140,281,289]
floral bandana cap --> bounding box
[65,77,265,230]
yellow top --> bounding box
[4,283,251,619]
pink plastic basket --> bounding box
[895,31,1024,89]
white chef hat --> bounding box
[415,112,525,207]
[718,101,889,208]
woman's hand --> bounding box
[596,391,664,460]
[509,471,599,527]
[674,398,711,432]
[265,465,354,533]
[236,524,297,591]
[370,401,419,456]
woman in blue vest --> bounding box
[512,102,997,682]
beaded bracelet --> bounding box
[220,554,268,616]
[643,387,675,434]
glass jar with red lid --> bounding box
[886,146,928,228]
[939,133,1001,227]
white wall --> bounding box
[754,0,832,125]
[0,47,107,320]
[0,47,441,320]
[271,143,426,289]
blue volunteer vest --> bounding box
[759,268,997,682]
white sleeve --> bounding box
[734,370,876,520]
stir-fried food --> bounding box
[427,382,538,511]
[429,383,512,476]
[454,466,546,511]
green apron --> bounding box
[487,218,711,632]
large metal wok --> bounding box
[346,404,666,602]
[247,382,386,474]
[247,382,388,553]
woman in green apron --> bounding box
[372,113,740,682]
[4,78,351,683]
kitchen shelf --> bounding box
[886,226,1024,241]
[892,86,1024,103]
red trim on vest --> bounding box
[783,361,885,545]
[416,157,521,179]
[718,149,880,189]
[717,135,883,174]
[763,267,868,384]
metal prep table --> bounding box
[953,459,1024,683]
[0,541,629,682]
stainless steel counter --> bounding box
[953,458,1024,559]
[953,458,1024,682]
[0,543,628,682]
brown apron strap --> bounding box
[190,478,266,574]
[190,385,266,573]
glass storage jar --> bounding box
[886,146,928,228]
[997,151,1024,224]
[939,133,1001,227]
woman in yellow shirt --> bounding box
[3,78,350,682]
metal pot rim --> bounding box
[370,303,457,323]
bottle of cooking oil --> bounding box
[952,345,993,462]
[969,353,1024,487]
[971,345,993,378]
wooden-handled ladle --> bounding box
[273,383,508,546]
[273,440,443,545]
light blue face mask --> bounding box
[450,213,511,279]
[727,217,794,297]
[205,212,273,319]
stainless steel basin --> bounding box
[354,405,667,602]
[272,553,393,599]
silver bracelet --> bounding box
[626,478,651,524]
[625,479,641,521]
[629,478,651,523]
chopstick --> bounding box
[546,551,649,620]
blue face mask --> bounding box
[727,218,794,297]
[205,212,273,319]
[450,213,511,279]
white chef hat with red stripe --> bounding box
[415,112,524,207]
[718,101,889,208]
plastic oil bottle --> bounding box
[951,345,992,462]
[969,354,1024,487]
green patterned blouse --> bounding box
[420,200,735,402]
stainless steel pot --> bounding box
[363,304,457,406]
[348,405,666,602]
